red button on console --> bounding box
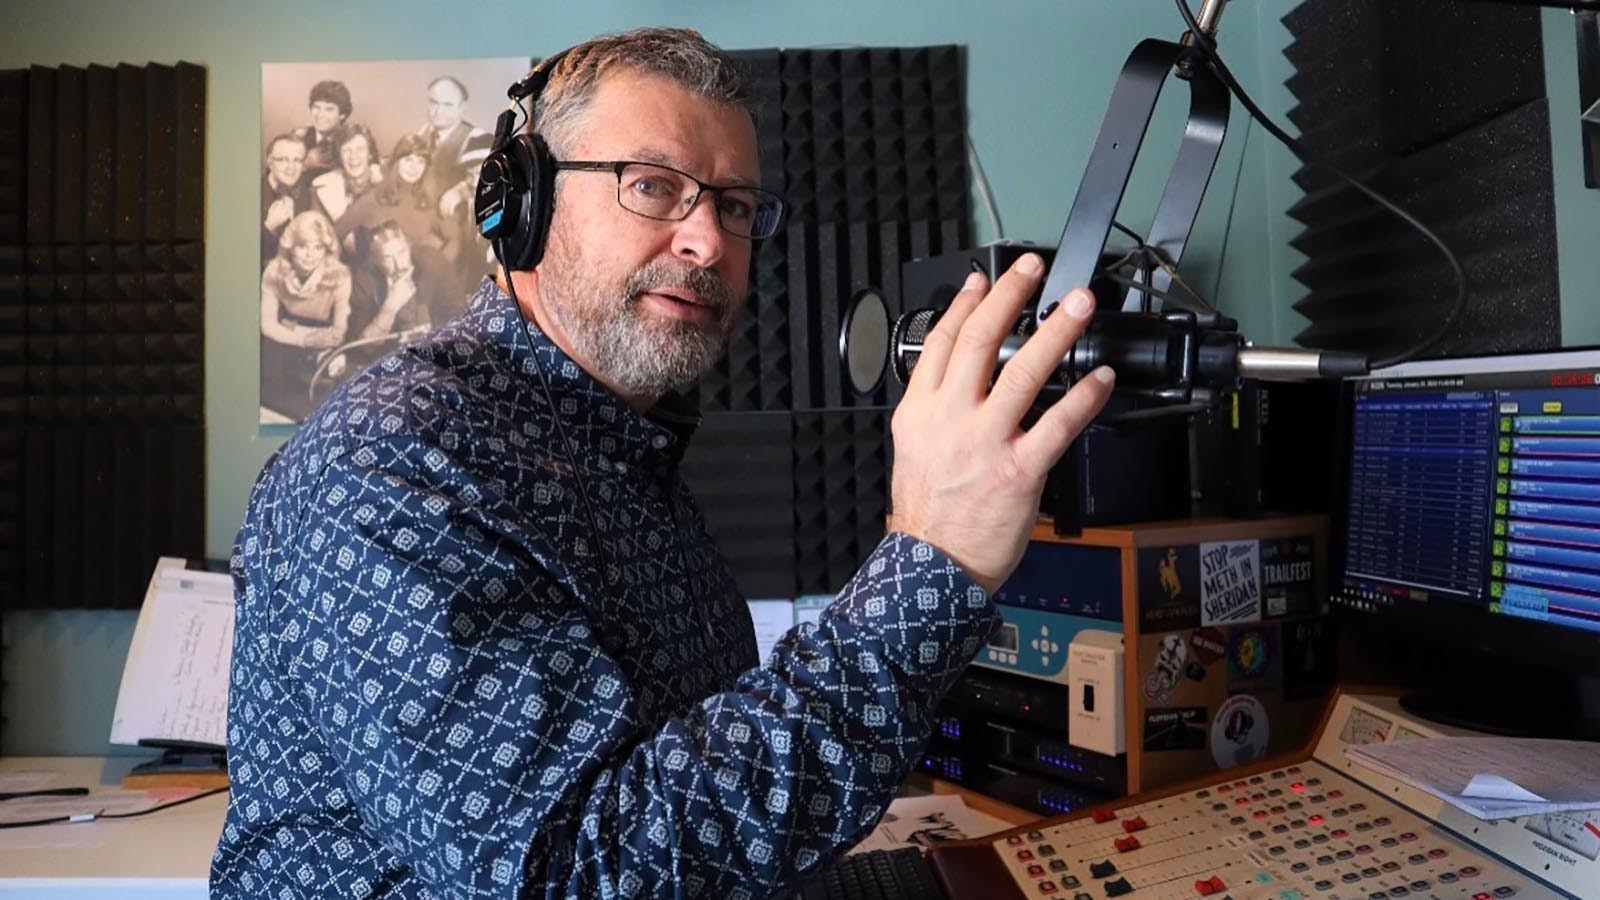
[1122,816,1148,832]
[1115,836,1141,853]
[1092,809,1118,824]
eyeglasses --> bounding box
[554,160,785,240]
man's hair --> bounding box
[427,75,469,102]
[338,123,381,164]
[265,132,303,160]
[531,27,749,159]
[369,219,409,249]
[308,80,353,118]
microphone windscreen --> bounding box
[891,308,940,386]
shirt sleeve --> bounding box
[283,435,997,900]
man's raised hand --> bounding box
[888,253,1115,594]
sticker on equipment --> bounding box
[1200,540,1261,626]
[1210,694,1269,768]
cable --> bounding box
[0,786,228,830]
[966,134,1005,239]
[496,251,614,586]
[1175,0,1467,369]
[1104,221,1217,313]
[1097,271,1201,311]
[1111,220,1146,247]
[1209,115,1252,308]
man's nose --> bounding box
[669,194,727,268]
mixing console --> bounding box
[928,694,1592,899]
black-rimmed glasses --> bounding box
[554,160,785,240]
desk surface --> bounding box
[0,756,225,898]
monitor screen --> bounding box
[1331,349,1600,647]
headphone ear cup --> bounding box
[474,145,523,266]
[515,133,558,271]
[475,133,557,272]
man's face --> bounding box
[340,134,371,179]
[537,69,759,400]
[377,235,413,279]
[427,81,465,131]
[267,139,305,187]
[310,100,343,134]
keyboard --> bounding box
[785,847,946,900]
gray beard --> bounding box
[542,233,736,399]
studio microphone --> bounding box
[888,306,1368,402]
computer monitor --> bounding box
[1329,347,1600,736]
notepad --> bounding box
[1346,736,1600,820]
[109,558,236,749]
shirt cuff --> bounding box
[823,532,999,687]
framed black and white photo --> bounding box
[259,57,527,423]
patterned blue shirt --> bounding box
[211,278,998,899]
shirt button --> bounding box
[651,434,670,449]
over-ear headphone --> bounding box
[474,49,572,272]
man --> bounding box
[349,220,456,343]
[416,74,496,294]
[293,79,354,177]
[212,28,1114,900]
[417,75,494,221]
[260,133,310,268]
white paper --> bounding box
[794,594,832,628]
[109,559,236,748]
[745,599,795,665]
[1347,736,1600,820]
[850,795,1011,854]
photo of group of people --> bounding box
[259,57,528,422]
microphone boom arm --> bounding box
[1038,38,1230,325]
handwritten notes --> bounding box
[109,559,235,748]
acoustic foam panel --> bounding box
[1,62,206,609]
[1281,0,1558,358]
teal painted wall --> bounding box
[0,0,1293,755]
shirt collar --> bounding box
[466,277,700,469]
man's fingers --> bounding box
[940,254,1047,397]
[903,269,988,394]
[1012,365,1116,476]
[981,287,1097,429]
